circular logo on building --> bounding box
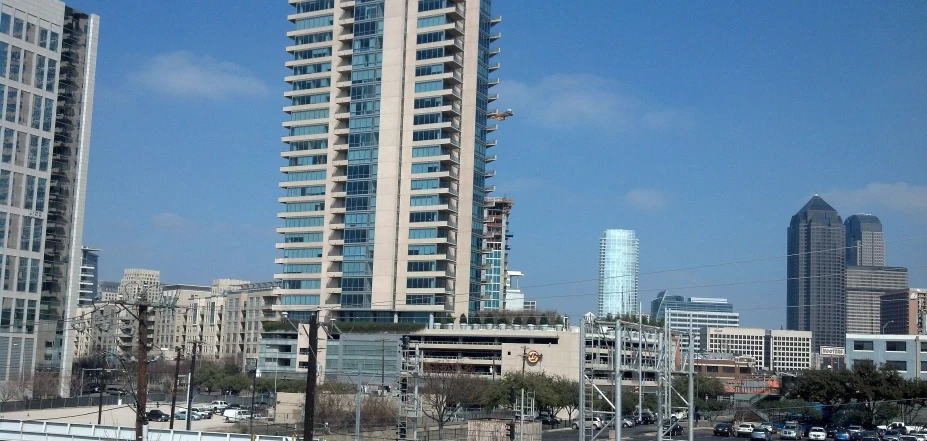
[526,350,542,364]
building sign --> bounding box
[526,350,542,364]
[820,346,845,356]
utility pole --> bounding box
[519,388,525,441]
[250,367,259,438]
[638,302,643,419]
[186,341,199,431]
[615,323,622,441]
[169,346,183,429]
[136,297,149,441]
[521,346,527,375]
[304,313,319,441]
[688,334,695,441]
[355,378,363,441]
[98,368,105,425]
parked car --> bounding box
[534,414,560,427]
[835,429,851,441]
[571,417,604,430]
[146,410,170,422]
[209,401,230,412]
[739,424,758,438]
[715,423,737,437]
[105,386,129,396]
[192,406,213,419]
[809,427,827,441]
[175,410,202,421]
[782,424,803,440]
[825,425,841,439]
[751,429,773,441]
[884,431,903,441]
[638,412,655,425]
[848,426,863,434]
[899,436,919,441]
[622,418,635,428]
[663,422,685,437]
[223,409,253,423]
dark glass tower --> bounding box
[844,214,884,267]
[787,195,845,351]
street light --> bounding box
[882,321,894,334]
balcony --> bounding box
[488,62,500,72]
[484,185,496,193]
[490,15,502,26]
[489,32,501,42]
[340,1,355,9]
[441,102,462,116]
[338,32,354,42]
[446,20,466,36]
[484,170,496,178]
[487,93,499,102]
[488,48,501,58]
[448,36,465,52]
[486,124,498,132]
[486,139,497,148]
[336,62,353,73]
[485,155,497,163]
[449,2,466,20]
[487,78,500,88]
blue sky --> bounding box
[73,1,926,329]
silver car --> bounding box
[782,425,802,440]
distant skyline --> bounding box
[69,1,927,330]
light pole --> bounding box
[882,321,894,334]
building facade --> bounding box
[0,0,98,396]
[651,293,739,351]
[881,288,927,335]
[502,270,523,311]
[701,327,812,372]
[787,195,846,351]
[845,214,885,267]
[481,197,512,310]
[845,266,908,334]
[598,229,639,316]
[276,0,503,324]
[845,334,927,380]
[77,246,98,305]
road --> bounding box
[543,423,719,441]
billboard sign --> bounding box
[820,346,845,356]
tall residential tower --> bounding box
[787,195,845,351]
[598,229,639,316]
[0,0,98,396]
[277,0,501,323]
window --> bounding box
[0,14,9,35]
[408,245,437,255]
[287,185,325,197]
[281,295,320,305]
[410,195,441,206]
[408,261,437,271]
[288,154,328,166]
[922,341,927,352]
[419,0,450,12]
[885,341,906,352]
[284,233,322,244]
[409,228,438,239]
[293,47,332,60]
[292,78,331,91]
[346,180,376,195]
[295,14,333,30]
[350,84,381,100]
[884,360,907,371]
[287,170,326,181]
[353,21,383,37]
[417,15,448,28]
[289,124,328,137]
[45,60,56,92]
[706,366,719,373]
[294,0,334,14]
[416,31,445,44]
[411,178,439,190]
[285,216,324,227]
[354,3,384,20]
[12,18,22,39]
[292,31,333,46]
[282,248,323,258]
[413,113,443,125]
[410,211,439,222]
[352,52,382,68]
[411,162,440,173]
[291,62,331,76]
[922,361,927,372]
[285,201,325,212]
[415,64,444,77]
[353,36,383,52]
[407,294,438,305]
[413,129,446,141]
[407,278,436,288]
[8,47,20,82]
[416,47,445,60]
[414,97,444,109]
[280,279,321,290]
[853,340,874,351]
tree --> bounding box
[420,366,489,436]
[553,377,580,421]
[671,374,726,407]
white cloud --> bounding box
[128,51,269,99]
[152,212,192,230]
[498,74,693,131]
[625,188,670,210]
[823,182,927,214]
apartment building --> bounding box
[701,327,813,372]
[78,247,99,305]
[482,197,512,310]
[276,0,503,324]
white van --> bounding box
[223,409,253,422]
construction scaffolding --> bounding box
[578,317,681,441]
[397,342,423,441]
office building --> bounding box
[276,0,503,324]
[845,266,908,334]
[701,327,813,372]
[77,247,98,305]
[652,291,740,351]
[98,280,118,301]
[502,270,523,311]
[845,334,927,380]
[482,197,513,310]
[598,229,639,316]
[845,214,885,267]
[881,289,927,335]
[787,195,846,351]
[0,0,98,396]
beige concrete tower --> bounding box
[276,0,501,324]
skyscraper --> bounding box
[277,0,501,323]
[482,197,512,310]
[598,229,639,316]
[845,214,885,266]
[650,292,740,351]
[787,195,846,351]
[0,0,98,396]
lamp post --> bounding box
[882,321,894,334]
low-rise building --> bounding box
[881,289,927,335]
[845,334,927,380]
[701,327,812,372]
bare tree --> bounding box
[0,381,18,402]
[31,372,61,398]
[419,365,488,436]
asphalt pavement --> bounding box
[543,423,718,441]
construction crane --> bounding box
[487,108,514,120]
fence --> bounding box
[0,418,294,441]
[0,392,252,413]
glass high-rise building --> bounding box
[651,291,740,351]
[0,0,98,397]
[787,195,845,351]
[277,0,501,323]
[598,229,638,316]
[845,214,884,267]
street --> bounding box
[543,423,718,441]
